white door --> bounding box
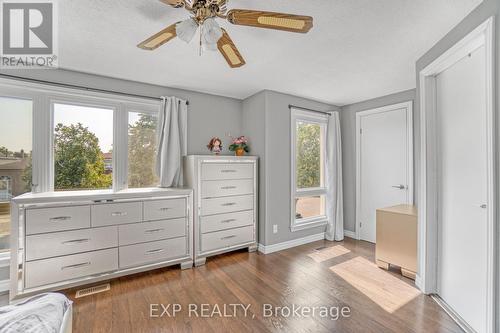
[436,45,488,333]
[357,103,412,243]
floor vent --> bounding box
[75,283,110,298]
[315,246,327,251]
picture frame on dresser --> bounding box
[184,155,258,266]
[9,188,193,300]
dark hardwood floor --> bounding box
[64,238,463,333]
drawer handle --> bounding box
[221,170,237,173]
[49,216,72,221]
[62,238,90,245]
[221,235,236,240]
[146,248,164,254]
[221,203,236,207]
[159,207,171,211]
[111,211,127,217]
[221,186,237,190]
[61,262,91,270]
[221,219,236,223]
[145,228,164,234]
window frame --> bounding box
[290,108,329,232]
[0,78,162,193]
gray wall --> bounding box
[242,90,340,246]
[0,69,242,155]
[339,89,416,233]
[241,92,267,244]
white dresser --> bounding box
[184,155,258,266]
[10,188,193,300]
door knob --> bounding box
[480,204,487,209]
[391,185,406,190]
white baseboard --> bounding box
[343,230,356,239]
[415,274,423,291]
[258,233,325,254]
[431,295,475,333]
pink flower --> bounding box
[231,136,248,145]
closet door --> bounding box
[436,45,488,333]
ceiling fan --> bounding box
[138,0,313,68]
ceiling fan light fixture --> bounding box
[202,18,223,44]
[203,42,218,51]
[142,2,314,67]
[200,18,223,52]
[176,18,198,43]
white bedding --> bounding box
[0,293,72,333]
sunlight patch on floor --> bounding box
[329,256,420,313]
[307,245,351,263]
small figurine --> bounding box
[207,137,223,155]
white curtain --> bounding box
[325,111,344,241]
[156,96,188,188]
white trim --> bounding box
[290,218,327,232]
[431,295,476,333]
[355,101,414,241]
[258,232,325,254]
[290,107,329,232]
[343,230,356,239]
[418,17,496,333]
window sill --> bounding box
[291,217,328,232]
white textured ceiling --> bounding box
[59,0,482,105]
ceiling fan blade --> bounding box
[137,22,179,50]
[217,29,246,68]
[227,9,313,33]
[159,0,184,8]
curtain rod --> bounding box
[0,73,190,105]
[288,104,333,116]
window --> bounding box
[291,109,328,231]
[53,102,114,191]
[0,96,32,252]
[0,81,165,197]
[128,111,159,188]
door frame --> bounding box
[355,101,414,241]
[418,17,495,333]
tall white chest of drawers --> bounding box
[10,188,193,300]
[184,155,258,266]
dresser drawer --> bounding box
[26,226,118,261]
[201,179,253,198]
[119,237,187,269]
[201,210,254,234]
[119,218,186,246]
[25,248,118,289]
[144,198,186,221]
[91,202,142,227]
[26,206,91,235]
[201,226,254,253]
[201,163,254,180]
[201,195,253,216]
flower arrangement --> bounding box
[228,136,250,156]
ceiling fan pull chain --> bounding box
[199,24,203,56]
